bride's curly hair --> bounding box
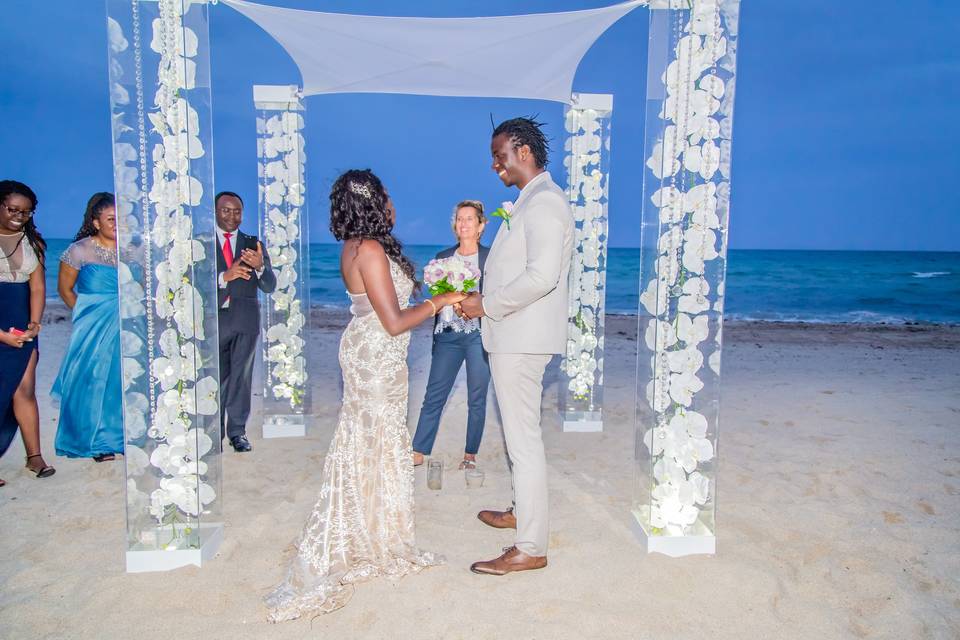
[329,169,419,291]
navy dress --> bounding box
[0,235,40,458]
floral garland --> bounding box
[639,0,738,536]
[562,104,610,407]
[258,107,308,409]
[109,0,218,540]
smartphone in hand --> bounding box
[10,328,33,342]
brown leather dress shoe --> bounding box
[470,546,547,576]
[477,507,517,529]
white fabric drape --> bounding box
[222,0,646,103]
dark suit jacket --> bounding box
[216,230,277,335]
[433,243,489,330]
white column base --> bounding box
[562,410,603,432]
[126,522,223,573]
[262,415,306,438]
[631,507,716,557]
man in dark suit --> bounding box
[214,191,276,452]
[411,200,491,470]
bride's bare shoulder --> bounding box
[344,238,386,262]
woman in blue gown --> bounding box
[52,192,123,462]
[0,180,56,487]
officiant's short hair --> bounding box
[451,200,486,233]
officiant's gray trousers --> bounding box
[489,352,552,557]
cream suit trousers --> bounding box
[489,352,552,557]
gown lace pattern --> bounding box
[265,260,442,622]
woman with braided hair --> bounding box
[265,169,465,621]
[0,180,55,486]
[52,192,124,462]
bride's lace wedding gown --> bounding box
[265,260,441,622]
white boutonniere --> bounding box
[491,201,514,230]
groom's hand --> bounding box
[459,292,485,319]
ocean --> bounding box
[42,240,960,325]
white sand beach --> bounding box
[1,306,958,639]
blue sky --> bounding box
[2,1,958,250]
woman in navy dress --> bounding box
[0,180,55,486]
[52,193,124,462]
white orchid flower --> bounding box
[669,369,704,407]
[277,265,299,289]
[266,323,293,344]
[658,226,683,256]
[676,436,715,473]
[121,329,144,357]
[107,17,128,53]
[677,313,710,345]
[190,376,219,416]
[122,357,145,392]
[640,278,668,317]
[170,283,204,340]
[682,226,719,273]
[678,277,711,314]
[667,345,704,376]
[670,410,709,439]
[652,484,700,530]
[644,318,678,352]
[123,392,149,439]
[656,252,680,287]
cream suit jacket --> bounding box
[481,171,574,354]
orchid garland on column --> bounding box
[637,0,739,541]
[562,97,612,423]
[256,95,309,411]
[107,0,221,556]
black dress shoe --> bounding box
[229,435,252,452]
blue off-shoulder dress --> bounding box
[52,238,123,458]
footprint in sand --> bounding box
[882,511,904,524]
[917,500,936,515]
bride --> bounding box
[265,169,466,622]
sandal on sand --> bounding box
[25,454,56,478]
[458,458,477,470]
[93,453,116,463]
[412,452,425,467]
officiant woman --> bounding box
[412,200,490,470]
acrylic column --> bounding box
[254,85,310,438]
[633,0,740,556]
[106,0,223,572]
[561,93,613,433]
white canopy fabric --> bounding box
[222,0,646,103]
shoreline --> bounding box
[40,299,960,335]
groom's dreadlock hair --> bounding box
[492,116,550,168]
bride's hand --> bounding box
[434,291,467,309]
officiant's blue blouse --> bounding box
[52,238,123,458]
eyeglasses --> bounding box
[1,203,35,218]
[217,207,242,216]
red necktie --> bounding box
[223,233,234,267]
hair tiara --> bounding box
[349,181,372,199]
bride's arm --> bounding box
[356,242,463,337]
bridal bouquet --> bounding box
[423,255,481,322]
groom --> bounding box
[459,117,574,575]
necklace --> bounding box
[0,231,25,260]
[92,236,118,263]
